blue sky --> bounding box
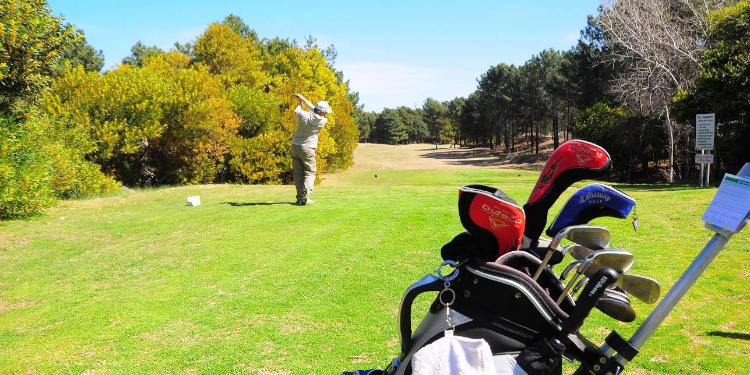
[48,0,601,111]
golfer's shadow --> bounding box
[222,201,296,207]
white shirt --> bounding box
[291,96,328,148]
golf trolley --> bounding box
[343,141,749,375]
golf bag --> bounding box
[384,185,627,374]
[385,252,618,375]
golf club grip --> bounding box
[398,275,444,357]
[563,268,619,333]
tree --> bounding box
[422,98,449,142]
[447,97,465,146]
[122,41,163,67]
[375,109,407,144]
[458,91,486,145]
[564,16,616,110]
[598,0,727,182]
[398,106,428,143]
[221,14,258,41]
[55,26,104,74]
[675,1,750,175]
[537,49,567,149]
[518,57,545,153]
[356,111,377,142]
[478,63,515,150]
[0,0,79,111]
[192,23,265,87]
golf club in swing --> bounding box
[532,225,610,280]
[262,83,295,97]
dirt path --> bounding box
[345,143,551,171]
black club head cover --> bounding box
[441,232,488,261]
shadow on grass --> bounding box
[707,331,750,341]
[222,201,296,207]
[419,148,547,170]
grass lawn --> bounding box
[0,146,748,374]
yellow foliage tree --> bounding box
[33,15,359,189]
[193,23,267,87]
[0,0,79,111]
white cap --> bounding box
[314,100,332,114]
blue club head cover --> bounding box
[546,184,636,238]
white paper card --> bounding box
[702,174,750,233]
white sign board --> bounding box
[696,113,715,150]
[695,154,714,164]
[702,174,750,233]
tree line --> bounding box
[358,0,749,183]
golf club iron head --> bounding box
[582,249,635,275]
[556,249,634,304]
[533,225,610,280]
[567,225,610,250]
[546,183,636,238]
[597,288,636,322]
[565,244,596,261]
[576,272,659,304]
[618,274,661,304]
[560,260,585,281]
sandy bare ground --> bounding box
[346,143,551,171]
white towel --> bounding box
[493,355,529,375]
[412,334,496,375]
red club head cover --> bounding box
[523,140,611,247]
[456,185,525,261]
[528,140,611,205]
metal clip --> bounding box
[439,281,456,336]
[435,260,459,281]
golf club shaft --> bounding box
[557,269,583,304]
[572,277,588,294]
[264,85,295,97]
[532,250,553,280]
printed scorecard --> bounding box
[702,174,750,233]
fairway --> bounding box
[1,144,748,374]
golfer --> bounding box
[291,93,332,205]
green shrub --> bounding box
[0,117,55,219]
[45,142,120,199]
[228,132,292,184]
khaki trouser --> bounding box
[291,144,316,202]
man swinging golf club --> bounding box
[290,93,332,205]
